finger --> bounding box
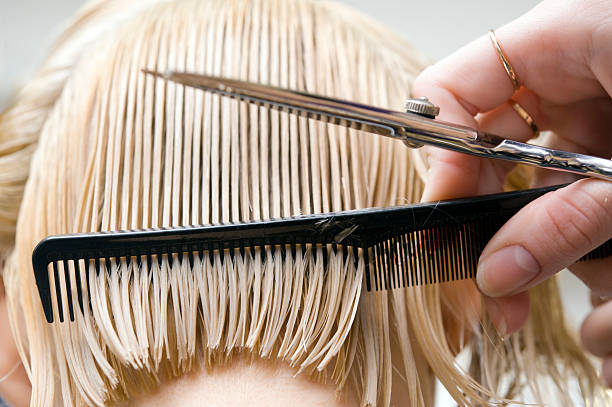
[418,86,541,201]
[476,178,612,297]
[570,259,612,298]
[462,90,542,191]
[479,92,612,158]
[529,131,587,188]
[419,150,486,202]
[603,356,612,388]
[477,88,541,142]
[483,291,530,337]
[415,83,483,202]
[590,291,612,308]
[412,3,607,121]
[531,96,612,188]
[413,2,609,203]
[539,97,612,157]
[581,300,612,357]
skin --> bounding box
[0,305,360,407]
[0,279,30,407]
[412,0,612,387]
[123,356,357,407]
[123,337,435,406]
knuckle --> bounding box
[542,194,595,253]
[578,182,612,224]
[541,183,612,256]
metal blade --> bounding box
[144,70,412,140]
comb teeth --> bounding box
[365,217,501,291]
[579,241,612,261]
[32,184,612,323]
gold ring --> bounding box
[489,29,521,91]
[508,99,539,134]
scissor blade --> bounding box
[144,70,417,140]
[144,71,612,182]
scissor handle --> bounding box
[401,119,612,182]
[490,140,612,181]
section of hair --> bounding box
[0,0,609,406]
[4,0,424,405]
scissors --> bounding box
[144,70,612,181]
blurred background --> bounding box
[0,0,593,403]
[2,0,540,108]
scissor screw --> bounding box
[405,97,440,118]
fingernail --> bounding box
[484,297,507,338]
[477,245,540,296]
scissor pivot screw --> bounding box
[405,97,440,118]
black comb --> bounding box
[32,184,612,323]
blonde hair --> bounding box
[0,0,608,405]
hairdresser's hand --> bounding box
[413,0,612,385]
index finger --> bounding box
[413,1,605,126]
[412,1,607,201]
[411,20,534,202]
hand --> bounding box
[412,0,612,386]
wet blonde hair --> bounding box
[0,0,608,405]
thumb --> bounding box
[477,179,612,299]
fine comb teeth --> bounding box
[33,184,612,323]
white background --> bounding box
[0,0,594,404]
